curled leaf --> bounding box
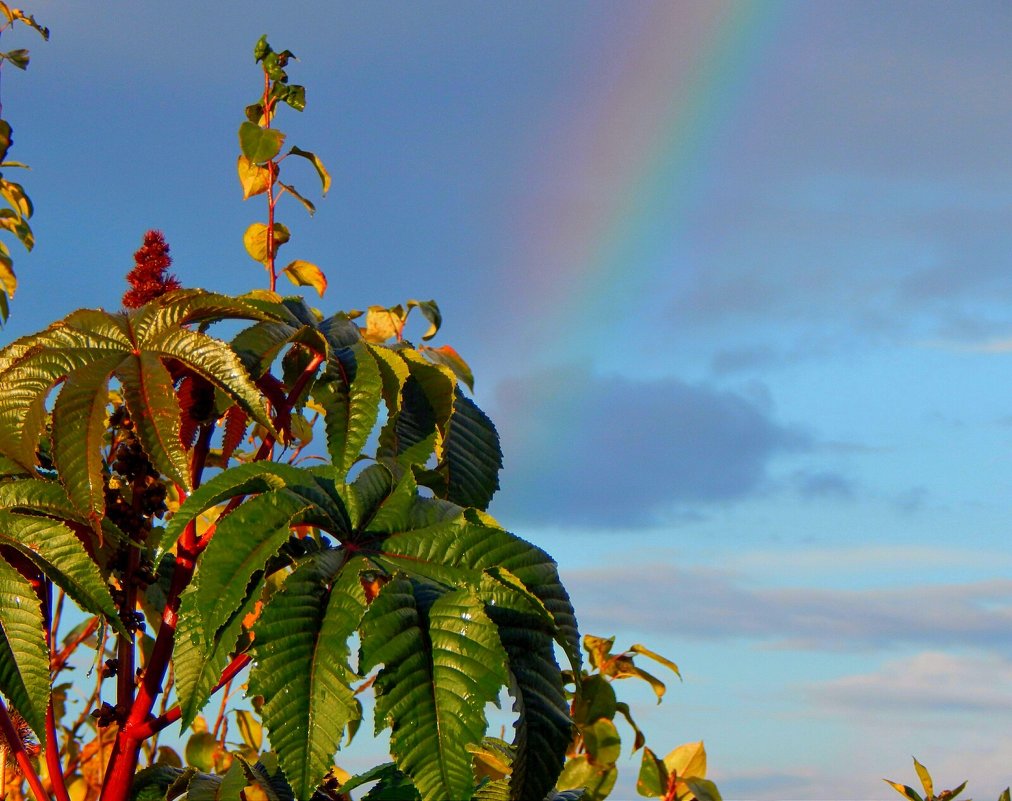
[282,260,327,297]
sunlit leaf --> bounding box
[288,146,330,195]
[663,741,707,780]
[243,222,291,263]
[913,758,933,798]
[282,260,327,297]
[0,557,49,737]
[636,748,667,798]
[239,121,286,165]
[630,643,681,680]
[249,551,366,800]
[405,300,441,341]
[238,155,272,200]
[278,182,315,216]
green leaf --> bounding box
[337,763,398,796]
[249,551,366,800]
[239,122,286,165]
[556,756,616,801]
[998,788,1010,801]
[160,461,349,560]
[287,147,331,195]
[374,510,581,675]
[0,557,49,737]
[51,356,121,524]
[437,390,502,510]
[572,674,617,725]
[614,701,645,752]
[682,778,723,801]
[0,510,124,634]
[314,343,381,479]
[185,732,218,773]
[360,579,509,801]
[172,574,263,731]
[488,606,570,801]
[0,478,125,547]
[636,747,667,798]
[243,222,291,263]
[583,719,621,767]
[118,353,192,491]
[282,260,326,297]
[254,35,271,62]
[183,490,312,643]
[0,292,276,507]
[406,300,441,341]
[2,49,29,70]
[279,85,306,112]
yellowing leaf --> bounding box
[288,145,331,195]
[235,709,263,752]
[883,780,925,801]
[363,305,406,343]
[237,155,272,200]
[419,344,473,392]
[466,744,511,782]
[913,757,933,798]
[0,254,16,299]
[0,179,32,219]
[282,259,327,297]
[243,222,290,263]
[630,643,681,680]
[279,181,316,216]
[664,740,707,780]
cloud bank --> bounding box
[489,367,808,526]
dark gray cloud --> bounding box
[487,367,808,526]
[564,563,1012,654]
[791,469,856,501]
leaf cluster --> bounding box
[0,2,48,324]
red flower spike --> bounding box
[123,230,182,308]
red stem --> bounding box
[40,581,71,801]
[133,653,252,740]
[0,697,49,801]
[45,703,70,801]
[51,617,99,675]
[263,70,277,292]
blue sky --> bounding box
[7,2,1012,798]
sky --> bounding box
[5,1,1012,799]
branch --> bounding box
[133,652,252,740]
[0,697,50,801]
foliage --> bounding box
[0,24,722,801]
[556,636,718,801]
[885,758,1010,801]
[0,2,48,325]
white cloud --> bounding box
[563,562,1012,653]
[810,651,1012,714]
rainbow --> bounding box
[502,1,789,362]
